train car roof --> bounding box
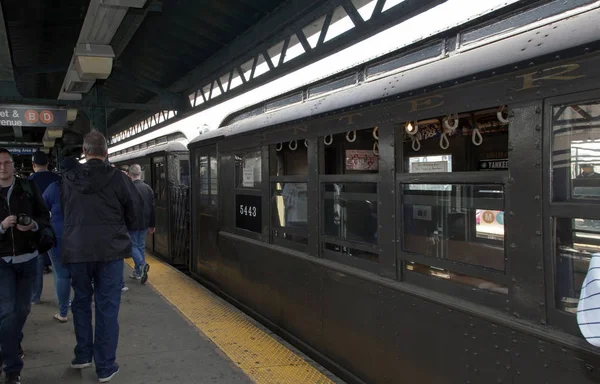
[189,4,600,147]
[110,141,188,164]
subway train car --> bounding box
[184,2,600,383]
[109,132,190,268]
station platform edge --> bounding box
[21,254,342,384]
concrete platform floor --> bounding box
[19,264,253,384]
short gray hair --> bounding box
[129,164,142,177]
[83,131,108,157]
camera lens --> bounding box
[17,214,31,226]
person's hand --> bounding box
[16,221,36,232]
[148,227,156,235]
[1,215,16,231]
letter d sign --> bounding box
[40,110,54,124]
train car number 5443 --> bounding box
[235,194,262,233]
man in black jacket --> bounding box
[126,164,155,285]
[61,131,142,383]
[0,148,50,384]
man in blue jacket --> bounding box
[61,132,142,383]
[28,150,60,304]
[126,164,154,285]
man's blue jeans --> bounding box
[129,230,147,276]
[31,253,45,303]
[48,237,71,318]
[68,259,123,378]
[0,257,36,374]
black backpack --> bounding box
[18,178,56,254]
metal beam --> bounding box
[0,2,20,97]
[112,69,182,104]
[112,1,162,59]
[108,0,445,134]
[0,94,175,110]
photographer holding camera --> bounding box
[0,148,50,384]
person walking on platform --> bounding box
[28,150,60,304]
[126,164,154,285]
[61,132,142,383]
[42,157,79,323]
[0,148,51,384]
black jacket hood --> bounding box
[64,159,116,194]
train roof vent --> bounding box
[307,73,358,99]
[366,41,444,80]
[459,0,597,48]
[265,92,303,112]
[156,136,168,145]
[227,106,264,126]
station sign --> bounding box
[6,147,39,155]
[0,105,67,127]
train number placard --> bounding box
[235,194,262,233]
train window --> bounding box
[321,182,378,261]
[269,140,309,249]
[324,128,379,175]
[197,153,218,207]
[555,217,600,313]
[210,155,218,198]
[235,149,262,188]
[197,155,210,204]
[271,183,308,246]
[320,127,379,266]
[270,140,308,176]
[401,184,505,271]
[406,262,508,294]
[324,243,378,262]
[397,107,509,295]
[180,158,190,186]
[551,100,600,201]
[402,110,508,173]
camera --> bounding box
[17,214,32,226]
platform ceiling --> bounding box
[0,0,290,144]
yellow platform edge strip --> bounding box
[126,255,335,384]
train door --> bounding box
[191,145,219,278]
[152,156,170,257]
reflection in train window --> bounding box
[198,155,209,195]
[322,183,378,246]
[324,128,380,174]
[324,243,378,263]
[270,141,308,176]
[197,153,218,207]
[402,184,505,270]
[235,149,262,188]
[271,183,308,247]
[555,217,600,313]
[552,100,600,201]
[402,109,508,172]
[406,262,508,294]
[210,155,218,198]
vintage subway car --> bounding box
[185,2,600,383]
[109,133,190,268]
